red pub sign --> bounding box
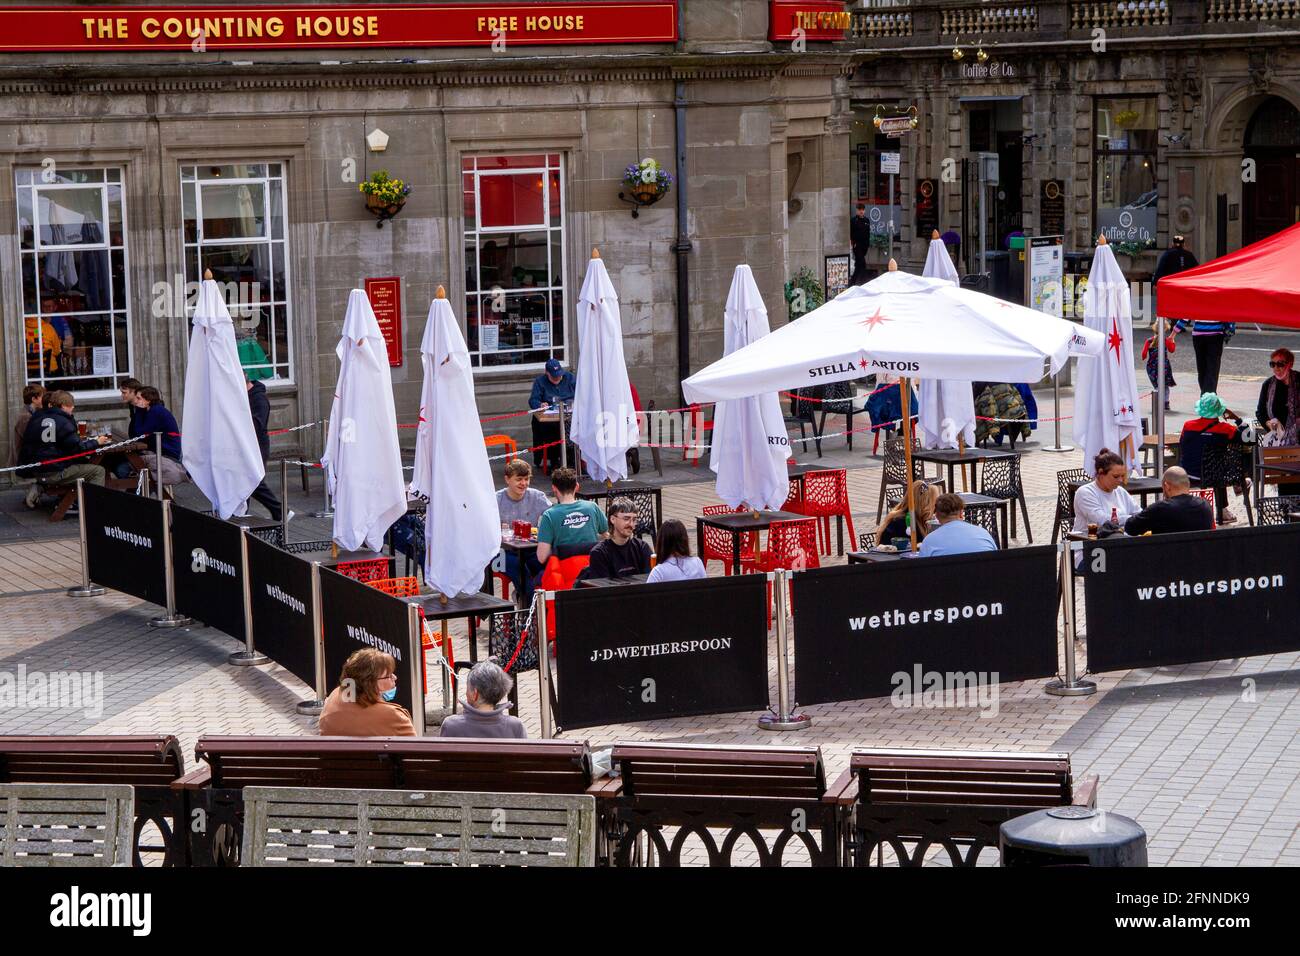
[769,1,850,42]
[364,277,403,367]
[0,2,678,52]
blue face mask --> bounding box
[382,687,397,702]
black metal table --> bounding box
[414,590,516,665]
[696,509,805,575]
[847,549,918,564]
[576,573,651,588]
[914,447,1016,493]
[959,491,1011,550]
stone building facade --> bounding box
[3,0,1297,470]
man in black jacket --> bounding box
[20,390,110,496]
[1124,467,1214,536]
[580,499,651,581]
[245,378,284,521]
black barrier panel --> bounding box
[792,547,1060,705]
[170,507,246,642]
[246,533,317,689]
[82,482,168,607]
[1081,524,1300,672]
[319,567,414,716]
[552,575,769,730]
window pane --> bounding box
[548,154,560,169]
[235,322,275,381]
[464,241,478,293]
[466,296,482,355]
[270,242,284,303]
[478,231,549,288]
[480,155,545,169]
[181,166,196,181]
[21,254,37,313]
[182,183,198,243]
[107,185,124,246]
[272,304,290,374]
[270,179,284,240]
[114,312,130,378]
[1096,154,1158,246]
[200,182,266,240]
[37,187,105,245]
[1096,98,1158,151]
[550,290,566,351]
[15,169,32,186]
[548,171,561,221]
[268,163,282,177]
[37,248,113,312]
[107,169,121,183]
[17,187,34,250]
[200,243,271,291]
[110,248,126,313]
[548,231,562,288]
[479,173,545,229]
[199,164,266,180]
[46,169,103,185]
[463,173,476,231]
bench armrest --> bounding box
[1072,774,1099,809]
[823,769,858,807]
[587,777,623,799]
[172,766,212,791]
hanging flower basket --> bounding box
[619,157,673,217]
[359,170,411,228]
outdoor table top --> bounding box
[319,550,397,567]
[498,536,539,554]
[786,462,845,478]
[697,509,806,531]
[1260,461,1300,477]
[413,590,515,621]
[913,447,1017,464]
[1289,512,1300,524]
[532,406,571,423]
[958,491,1003,506]
[1142,434,1182,446]
[405,498,427,512]
[576,573,651,588]
[1068,475,1163,496]
[226,515,281,531]
[848,549,920,563]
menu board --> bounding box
[1025,236,1064,318]
[363,276,402,366]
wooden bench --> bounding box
[179,736,599,866]
[0,735,188,866]
[240,786,596,866]
[0,782,135,867]
[837,747,1099,867]
[595,743,852,867]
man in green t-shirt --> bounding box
[536,467,607,564]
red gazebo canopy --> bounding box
[1158,222,1300,327]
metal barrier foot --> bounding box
[1044,677,1097,697]
[67,583,106,597]
[228,650,270,666]
[295,699,324,716]
[758,711,812,731]
[149,613,193,629]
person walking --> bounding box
[1153,235,1220,395]
[850,203,871,285]
[245,376,287,521]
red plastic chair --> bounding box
[799,468,857,556]
[700,504,757,575]
[782,475,803,514]
[335,557,392,584]
[365,576,452,696]
[485,434,518,462]
[744,518,821,628]
[1190,487,1218,529]
[540,554,591,642]
[684,404,713,467]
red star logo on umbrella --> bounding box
[859,307,892,332]
[1108,318,1123,364]
[859,358,869,370]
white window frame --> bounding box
[462,153,567,373]
[181,163,294,385]
[16,167,133,398]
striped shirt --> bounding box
[1174,320,1235,336]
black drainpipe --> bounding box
[674,77,691,403]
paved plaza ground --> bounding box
[2,355,1298,867]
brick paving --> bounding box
[0,373,1295,865]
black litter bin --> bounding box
[1000,806,1148,867]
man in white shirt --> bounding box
[1072,449,1140,535]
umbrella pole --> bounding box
[1156,314,1166,479]
[901,378,918,553]
[958,433,968,492]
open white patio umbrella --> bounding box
[570,250,638,484]
[181,272,265,519]
[1073,236,1144,475]
[684,262,1105,548]
[709,264,791,510]
[917,232,977,457]
[318,289,407,553]
[410,288,500,598]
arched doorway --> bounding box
[1243,96,1300,245]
